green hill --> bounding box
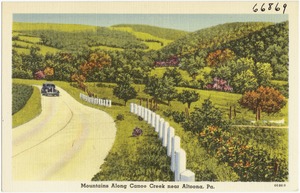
[13,22,98,32]
[13,22,185,53]
[111,24,188,40]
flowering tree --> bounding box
[205,77,233,92]
[34,70,45,80]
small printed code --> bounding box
[274,184,286,187]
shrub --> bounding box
[172,111,186,123]
[182,98,227,133]
[132,127,143,137]
[12,84,33,115]
[163,109,173,117]
[199,126,288,181]
[116,114,124,121]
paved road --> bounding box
[12,86,116,181]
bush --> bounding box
[132,127,143,137]
[182,98,227,133]
[172,111,186,123]
[12,69,32,79]
[116,114,124,121]
[199,126,288,181]
[12,84,33,115]
[163,109,173,117]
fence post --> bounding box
[144,108,148,121]
[147,109,152,124]
[141,106,145,119]
[151,112,156,127]
[171,136,180,172]
[130,103,133,113]
[180,170,195,182]
[159,118,165,139]
[155,114,160,132]
[134,104,138,114]
[162,122,169,147]
[137,105,141,116]
[175,148,186,181]
[167,127,175,157]
[108,100,112,107]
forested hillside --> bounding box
[220,21,288,80]
[12,21,288,87]
[161,22,273,56]
[15,28,148,51]
[13,22,187,53]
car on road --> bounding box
[41,83,60,96]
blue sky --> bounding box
[13,14,288,32]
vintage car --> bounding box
[41,83,60,96]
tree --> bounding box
[206,48,236,67]
[44,67,54,80]
[239,86,286,120]
[178,90,200,109]
[144,76,162,103]
[163,67,182,86]
[113,83,137,106]
[144,76,178,106]
[22,46,44,74]
[182,98,225,133]
[233,70,258,93]
[161,77,178,106]
[255,62,273,86]
[113,73,137,106]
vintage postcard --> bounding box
[1,1,299,192]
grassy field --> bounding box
[18,35,41,43]
[110,26,173,50]
[91,45,124,51]
[13,40,60,55]
[150,67,212,82]
[12,85,42,128]
[13,22,97,32]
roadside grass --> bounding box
[12,86,42,128]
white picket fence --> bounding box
[80,93,112,107]
[130,103,195,182]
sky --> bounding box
[13,14,288,32]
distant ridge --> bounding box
[13,22,98,32]
[112,24,188,40]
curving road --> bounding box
[12,86,116,181]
